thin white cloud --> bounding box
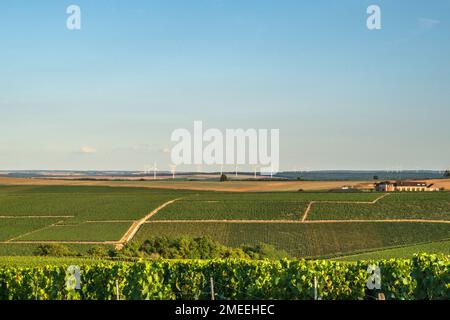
[418,17,440,30]
[80,146,96,154]
[129,144,171,154]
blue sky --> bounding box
[1,0,449,171]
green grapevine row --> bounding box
[0,254,448,300]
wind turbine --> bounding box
[220,164,223,176]
[143,165,151,176]
[235,165,238,178]
[170,164,177,180]
[253,166,258,179]
[150,162,158,180]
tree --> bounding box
[220,174,228,182]
[373,175,379,180]
[444,170,450,177]
[116,236,290,260]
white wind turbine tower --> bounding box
[253,166,258,179]
[170,164,177,180]
[220,164,224,176]
[151,162,158,180]
[235,165,238,178]
[143,165,151,175]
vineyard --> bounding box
[0,185,450,260]
[178,192,382,202]
[16,222,132,242]
[0,185,191,245]
[136,222,450,258]
[0,254,448,300]
[152,200,308,220]
[0,218,62,241]
[0,185,185,222]
[336,239,450,261]
[309,193,450,221]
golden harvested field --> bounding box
[2,176,450,192]
[423,179,450,190]
[0,177,376,192]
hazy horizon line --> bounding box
[0,169,448,173]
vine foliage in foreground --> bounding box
[0,254,448,300]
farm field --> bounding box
[152,200,308,220]
[0,185,191,244]
[0,185,185,223]
[0,243,113,256]
[1,183,450,260]
[135,222,450,258]
[179,192,382,202]
[309,192,450,221]
[16,222,132,242]
[2,176,450,192]
[335,239,450,261]
[0,176,373,192]
[150,192,386,221]
[0,256,102,267]
[0,218,62,241]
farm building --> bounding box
[374,181,438,192]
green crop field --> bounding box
[135,222,450,258]
[0,243,113,256]
[0,256,102,267]
[335,239,450,261]
[152,200,308,220]
[0,185,194,243]
[0,185,186,224]
[2,184,450,261]
[150,192,388,221]
[180,191,382,202]
[308,192,450,221]
[16,222,132,242]
[0,218,62,241]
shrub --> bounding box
[86,246,109,257]
[118,236,292,260]
[135,236,250,259]
[242,243,290,260]
[34,244,74,257]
